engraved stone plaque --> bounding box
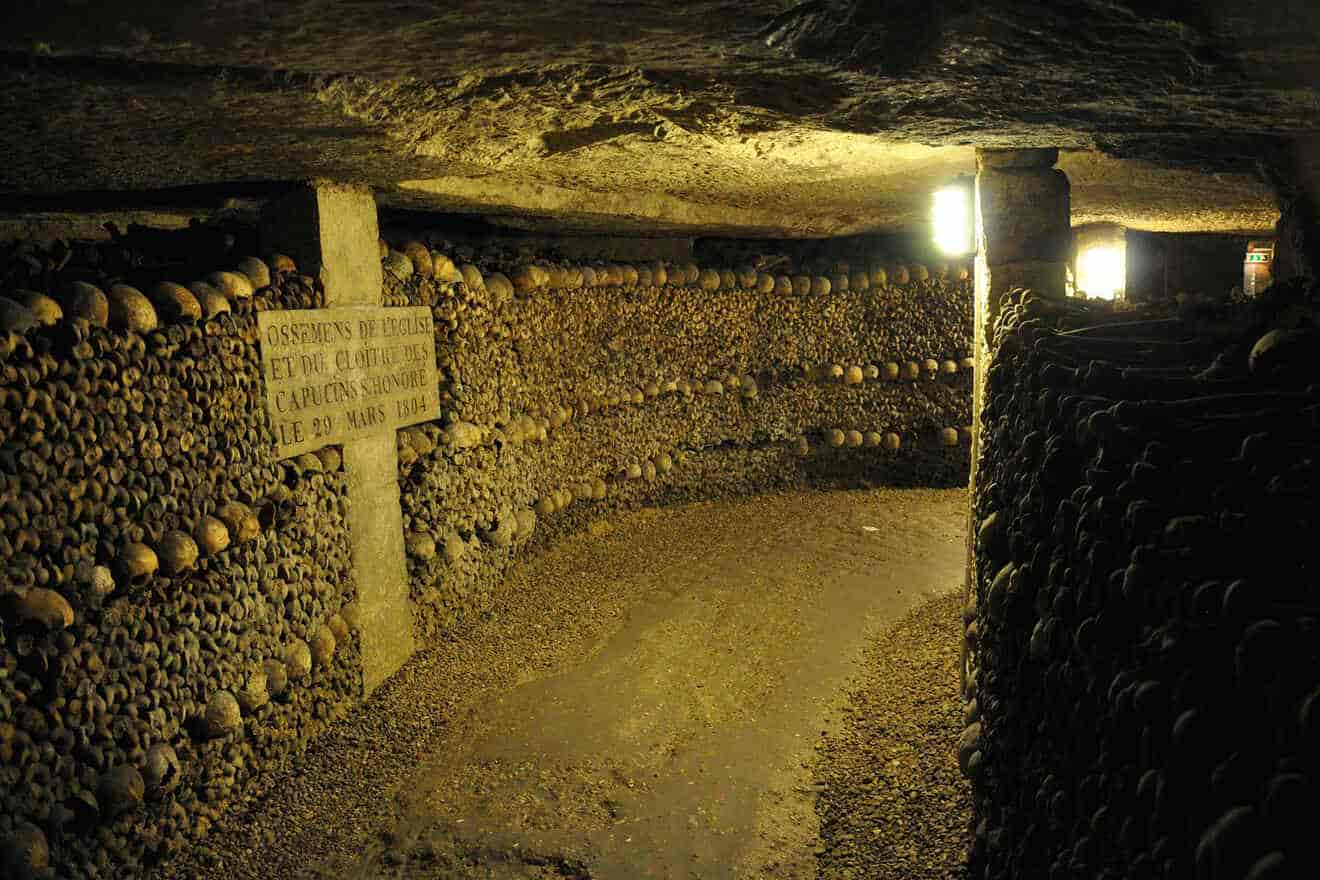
[256,306,439,458]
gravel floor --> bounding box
[151,488,967,880]
[812,592,972,880]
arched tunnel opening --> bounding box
[1,3,1318,879]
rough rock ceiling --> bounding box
[2,1,1316,237]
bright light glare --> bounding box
[932,186,973,256]
[1077,246,1125,300]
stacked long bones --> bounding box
[0,233,976,877]
[381,242,974,635]
[963,288,1319,880]
[1,248,359,880]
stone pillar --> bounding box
[965,149,1071,592]
[1263,136,1320,287]
[1272,181,1318,286]
[260,182,415,695]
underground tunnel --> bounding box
[1,2,1319,879]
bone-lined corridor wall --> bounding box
[964,288,1319,879]
[382,245,973,636]
[0,235,364,880]
[0,225,973,877]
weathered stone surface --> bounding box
[259,184,384,305]
[976,167,1072,270]
[259,184,415,699]
[977,148,1059,170]
[342,431,415,692]
[1,3,1308,235]
[982,261,1069,300]
[255,306,438,459]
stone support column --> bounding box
[1268,141,1320,286]
[965,149,1071,606]
[260,182,415,695]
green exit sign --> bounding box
[1246,253,1270,263]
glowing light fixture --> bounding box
[932,182,974,256]
[1076,245,1125,300]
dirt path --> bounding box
[813,593,972,880]
[159,488,966,880]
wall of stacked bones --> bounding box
[0,235,359,880]
[378,241,973,637]
[0,227,973,877]
[963,285,1319,879]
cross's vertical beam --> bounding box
[966,149,1071,603]
[260,182,415,695]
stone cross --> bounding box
[259,182,419,694]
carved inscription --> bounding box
[257,307,439,458]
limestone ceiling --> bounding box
[2,1,1316,236]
